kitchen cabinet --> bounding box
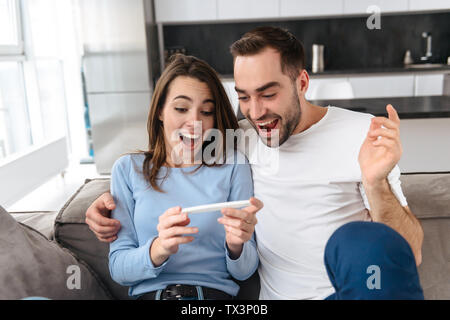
[154,0,217,23]
[409,0,450,11]
[348,75,415,98]
[305,77,349,100]
[308,71,448,100]
[343,0,408,14]
[414,73,445,96]
[155,0,449,24]
[157,0,343,23]
[308,74,415,99]
[280,0,343,18]
[217,0,279,21]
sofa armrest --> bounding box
[10,211,58,240]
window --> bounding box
[0,0,30,160]
[0,0,73,160]
[0,0,23,54]
[0,61,32,159]
[35,59,68,141]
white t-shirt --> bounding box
[238,106,408,300]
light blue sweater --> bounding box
[109,153,259,297]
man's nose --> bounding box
[248,98,265,121]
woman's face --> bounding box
[159,76,216,166]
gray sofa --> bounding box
[2,172,449,300]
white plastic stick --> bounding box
[181,200,251,214]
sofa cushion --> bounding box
[416,218,450,299]
[0,205,111,300]
[400,173,450,300]
[54,179,130,300]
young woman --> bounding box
[108,54,262,300]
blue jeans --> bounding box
[324,221,424,300]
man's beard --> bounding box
[278,88,301,147]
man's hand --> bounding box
[85,192,121,243]
[358,104,403,186]
[218,197,263,259]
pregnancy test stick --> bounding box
[182,200,251,214]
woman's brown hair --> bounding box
[142,54,238,192]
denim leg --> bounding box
[324,221,424,300]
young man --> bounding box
[85,27,424,300]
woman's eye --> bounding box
[238,96,249,102]
[201,111,214,116]
[175,107,188,112]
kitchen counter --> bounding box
[310,95,450,119]
[309,65,450,78]
[220,65,450,80]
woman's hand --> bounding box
[150,206,198,267]
[218,197,263,259]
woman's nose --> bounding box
[185,119,203,132]
[186,110,201,122]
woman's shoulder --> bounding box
[112,153,146,175]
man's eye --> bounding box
[262,93,276,99]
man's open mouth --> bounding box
[256,119,279,137]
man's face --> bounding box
[234,48,301,147]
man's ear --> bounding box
[296,69,309,96]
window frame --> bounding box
[0,0,24,55]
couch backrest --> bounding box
[53,174,450,300]
[400,173,450,219]
[400,173,450,300]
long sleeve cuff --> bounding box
[225,240,259,281]
[109,236,169,286]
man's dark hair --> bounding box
[230,26,306,81]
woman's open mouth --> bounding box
[179,132,202,150]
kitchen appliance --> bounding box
[403,50,414,66]
[420,32,432,62]
[312,44,324,73]
[79,0,160,174]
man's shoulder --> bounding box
[328,106,374,122]
[325,106,374,135]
